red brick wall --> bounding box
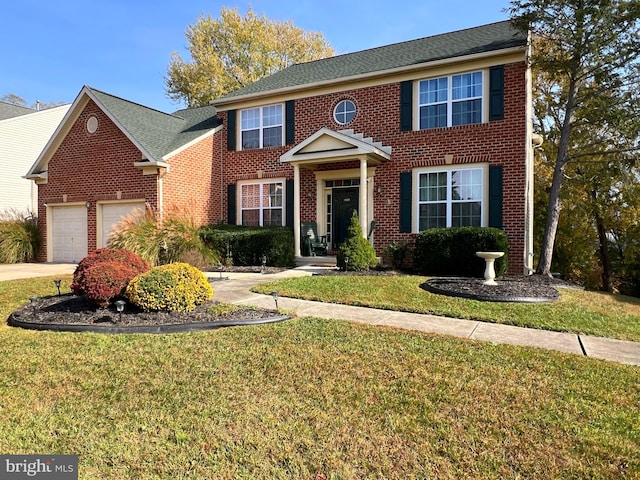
[163,133,220,225]
[38,100,158,260]
[217,61,528,273]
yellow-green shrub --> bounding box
[126,262,213,312]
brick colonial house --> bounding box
[27,21,536,274]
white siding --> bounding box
[0,105,70,213]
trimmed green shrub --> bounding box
[383,240,413,270]
[71,248,151,307]
[126,262,213,313]
[413,227,508,277]
[336,212,378,271]
[199,225,295,267]
[0,209,41,264]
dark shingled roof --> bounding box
[0,101,35,120]
[214,20,527,103]
[88,87,220,161]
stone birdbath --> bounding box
[476,251,505,285]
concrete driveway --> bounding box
[0,263,77,281]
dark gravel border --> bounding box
[8,313,291,334]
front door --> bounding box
[332,187,359,249]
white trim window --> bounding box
[419,71,483,129]
[333,100,356,125]
[240,104,283,149]
[417,167,484,230]
[240,181,284,227]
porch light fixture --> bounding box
[85,201,91,209]
[53,278,62,296]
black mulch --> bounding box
[10,294,280,329]
[422,275,581,303]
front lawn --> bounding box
[253,275,640,342]
[0,276,638,479]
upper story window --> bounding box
[333,100,356,125]
[240,104,283,149]
[417,167,484,230]
[419,71,483,129]
[240,181,284,227]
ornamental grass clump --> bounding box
[71,248,151,307]
[108,204,218,267]
[0,209,41,264]
[126,262,213,313]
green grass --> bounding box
[1,277,639,479]
[253,275,640,342]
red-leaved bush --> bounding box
[71,248,150,306]
[79,261,141,307]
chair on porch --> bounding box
[301,221,328,256]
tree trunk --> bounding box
[594,207,613,292]
[536,79,578,276]
[536,162,565,276]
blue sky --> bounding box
[2,0,511,113]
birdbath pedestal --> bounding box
[476,251,504,285]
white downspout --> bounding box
[524,30,535,275]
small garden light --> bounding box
[271,290,279,311]
[261,255,267,274]
[53,278,62,296]
[115,300,126,323]
[344,256,350,271]
[29,296,38,316]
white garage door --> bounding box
[51,206,87,263]
[100,202,145,248]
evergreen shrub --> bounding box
[199,225,294,267]
[126,262,213,313]
[413,227,508,277]
[336,212,378,271]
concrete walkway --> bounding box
[1,262,639,366]
[208,266,640,367]
[0,262,77,281]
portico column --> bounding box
[293,164,301,257]
[359,158,368,238]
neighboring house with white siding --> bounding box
[0,104,70,212]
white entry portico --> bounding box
[280,128,391,257]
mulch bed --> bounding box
[422,275,580,303]
[10,295,279,327]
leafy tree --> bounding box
[0,94,27,107]
[165,6,334,107]
[1,94,66,110]
[508,0,640,276]
[531,59,640,291]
